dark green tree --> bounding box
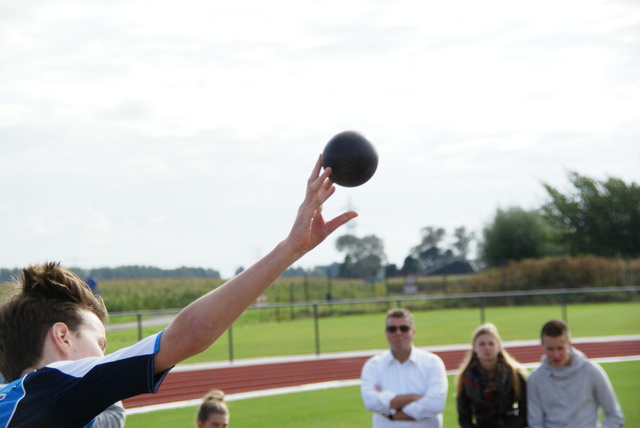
[480,207,556,267]
[339,254,357,278]
[385,264,400,278]
[75,265,221,280]
[400,256,420,275]
[542,172,640,257]
[335,234,386,280]
[452,226,475,258]
[411,226,448,270]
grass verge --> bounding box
[124,360,639,428]
[106,302,640,363]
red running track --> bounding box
[123,339,640,409]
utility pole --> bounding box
[345,196,357,235]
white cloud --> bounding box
[1,0,638,277]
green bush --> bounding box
[467,255,639,293]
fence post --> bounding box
[326,274,333,315]
[289,283,295,320]
[136,313,143,342]
[314,304,320,356]
[561,291,568,323]
[480,295,486,324]
[228,324,234,363]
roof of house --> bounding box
[420,258,483,276]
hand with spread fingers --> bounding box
[287,155,358,258]
[154,155,358,374]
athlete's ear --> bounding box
[49,322,73,358]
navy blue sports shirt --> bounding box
[0,332,170,428]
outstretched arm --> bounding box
[154,156,357,373]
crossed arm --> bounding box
[154,156,357,374]
[390,394,424,420]
[361,356,448,421]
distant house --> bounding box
[420,258,483,276]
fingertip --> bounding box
[319,167,333,184]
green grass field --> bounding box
[125,360,639,427]
[117,301,639,426]
[106,302,640,363]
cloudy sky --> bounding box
[1,0,638,278]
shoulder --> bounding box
[361,351,391,379]
[49,332,163,377]
[419,348,443,361]
[93,401,126,428]
[412,347,437,357]
[581,359,610,380]
[460,362,477,379]
[364,350,392,366]
[527,365,544,383]
[24,366,81,388]
[412,348,445,367]
[517,369,529,382]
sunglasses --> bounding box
[386,325,411,333]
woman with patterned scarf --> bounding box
[456,323,528,428]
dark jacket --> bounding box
[457,362,527,428]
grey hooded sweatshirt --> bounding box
[527,347,624,428]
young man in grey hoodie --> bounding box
[527,320,624,428]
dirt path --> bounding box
[123,336,640,409]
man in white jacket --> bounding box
[527,320,624,428]
[360,308,448,428]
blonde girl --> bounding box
[456,323,528,428]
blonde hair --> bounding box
[455,323,528,398]
[197,389,229,423]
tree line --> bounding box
[0,265,221,283]
[335,171,640,280]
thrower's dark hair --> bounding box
[0,262,108,382]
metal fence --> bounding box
[109,286,639,362]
